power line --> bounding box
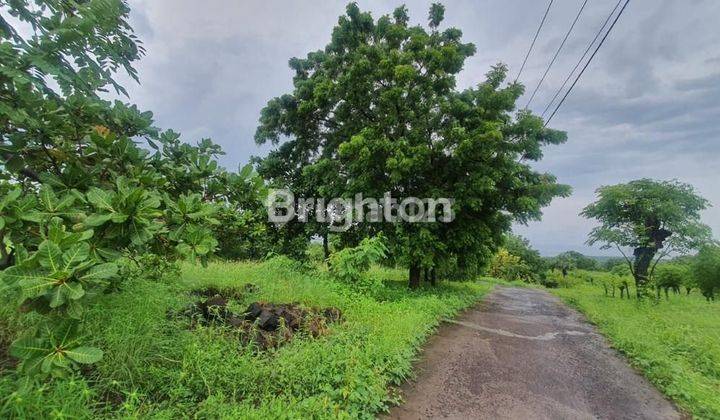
[525,0,589,109]
[541,0,624,119]
[545,0,631,126]
[514,0,555,83]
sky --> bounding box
[117,0,720,256]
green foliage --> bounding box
[0,259,491,418]
[502,234,545,280]
[553,281,720,419]
[653,264,689,299]
[549,251,599,271]
[329,235,388,293]
[487,248,534,283]
[255,3,569,286]
[0,0,265,379]
[582,179,711,297]
[692,245,720,301]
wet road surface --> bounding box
[387,286,681,420]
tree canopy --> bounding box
[255,3,570,287]
[582,179,711,297]
[0,0,269,378]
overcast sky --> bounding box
[119,0,720,256]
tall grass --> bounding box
[0,258,491,418]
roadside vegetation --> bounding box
[552,281,720,419]
[0,257,491,418]
[1,0,718,418]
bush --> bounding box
[329,236,388,294]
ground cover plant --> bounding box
[552,277,720,419]
[0,258,491,418]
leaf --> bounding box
[37,240,63,271]
[9,337,50,359]
[48,285,67,308]
[66,300,84,319]
[63,243,90,270]
[86,188,114,212]
[84,213,113,227]
[65,346,103,364]
[79,263,118,281]
[18,275,57,299]
[38,186,58,212]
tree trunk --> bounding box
[430,268,437,287]
[633,246,656,299]
[322,233,330,261]
[409,263,421,289]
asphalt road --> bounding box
[387,286,681,420]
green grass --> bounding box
[551,279,720,419]
[0,258,491,418]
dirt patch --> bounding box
[169,288,342,350]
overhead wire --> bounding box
[544,0,632,125]
[525,0,589,109]
[514,0,555,83]
[541,0,624,119]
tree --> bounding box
[487,248,533,282]
[0,0,266,377]
[502,234,545,281]
[692,245,720,301]
[582,179,711,298]
[550,251,598,272]
[255,3,570,287]
[653,263,687,299]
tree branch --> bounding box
[615,244,635,276]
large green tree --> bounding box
[0,0,268,377]
[256,3,569,287]
[582,179,712,298]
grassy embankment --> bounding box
[0,258,491,418]
[552,276,720,419]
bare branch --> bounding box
[615,244,634,275]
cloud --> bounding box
[117,0,720,256]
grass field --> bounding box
[552,280,720,419]
[0,258,491,419]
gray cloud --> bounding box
[118,0,720,256]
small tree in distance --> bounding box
[582,179,712,298]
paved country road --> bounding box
[387,287,682,420]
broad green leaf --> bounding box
[65,346,103,364]
[38,186,58,211]
[19,276,57,299]
[84,213,113,227]
[48,285,67,308]
[79,263,118,281]
[9,337,50,359]
[63,243,90,270]
[86,188,114,212]
[37,241,63,271]
[66,300,84,319]
[0,188,21,209]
